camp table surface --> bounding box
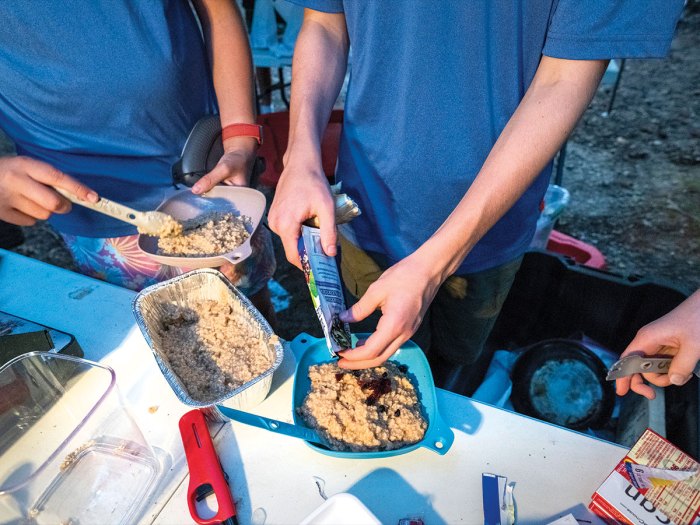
[0,249,626,524]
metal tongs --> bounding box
[56,188,182,237]
[606,354,700,381]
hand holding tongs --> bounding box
[55,187,182,237]
[606,354,700,381]
[179,409,238,525]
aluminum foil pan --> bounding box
[132,269,284,422]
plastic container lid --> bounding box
[300,493,381,525]
[0,352,159,524]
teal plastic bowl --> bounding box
[217,334,454,458]
[290,333,454,459]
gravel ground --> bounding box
[558,8,700,294]
[5,8,699,343]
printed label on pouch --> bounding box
[298,225,352,357]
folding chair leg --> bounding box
[278,67,290,108]
[604,59,626,117]
[554,140,567,187]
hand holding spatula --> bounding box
[55,187,183,237]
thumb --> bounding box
[191,163,229,194]
[668,348,699,386]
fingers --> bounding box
[615,376,632,397]
[622,321,680,361]
[21,157,98,203]
[192,163,244,194]
[615,369,667,397]
[642,372,671,388]
[667,348,698,386]
[337,305,410,369]
[619,332,662,360]
[192,166,225,195]
[317,204,337,257]
[616,329,671,398]
[616,293,700,397]
[338,328,406,370]
[13,194,61,220]
[19,184,71,216]
[218,262,243,283]
[336,258,434,370]
[269,207,315,270]
[0,156,98,224]
[281,229,302,269]
[1,208,36,226]
[268,165,337,269]
[267,196,300,267]
[629,374,656,400]
[2,179,71,222]
[192,153,250,194]
[340,292,379,324]
[268,201,303,269]
[223,177,247,186]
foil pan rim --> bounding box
[132,268,284,408]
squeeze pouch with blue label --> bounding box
[298,225,352,357]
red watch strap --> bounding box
[221,123,263,145]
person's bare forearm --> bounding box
[267,10,349,265]
[284,10,349,165]
[190,0,259,191]
[193,0,256,126]
[420,56,609,281]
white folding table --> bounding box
[0,249,626,524]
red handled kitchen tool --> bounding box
[179,409,238,525]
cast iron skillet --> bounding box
[510,339,615,431]
[217,334,455,458]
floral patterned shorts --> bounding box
[59,226,276,295]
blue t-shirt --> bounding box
[0,1,216,237]
[289,0,683,273]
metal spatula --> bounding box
[55,188,183,237]
[606,354,700,381]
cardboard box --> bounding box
[590,429,700,525]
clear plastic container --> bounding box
[530,184,571,249]
[0,352,159,525]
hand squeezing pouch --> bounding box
[297,186,360,357]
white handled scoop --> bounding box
[56,188,183,237]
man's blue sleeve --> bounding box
[543,0,685,59]
[284,0,343,14]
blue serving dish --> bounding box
[217,333,454,458]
